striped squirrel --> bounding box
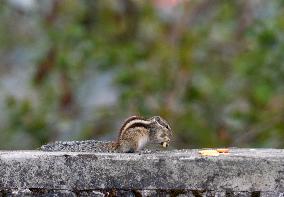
[41,116,173,153]
[114,115,172,153]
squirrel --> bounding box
[40,116,173,153]
[113,115,172,153]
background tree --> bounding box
[0,0,283,149]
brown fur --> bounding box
[118,116,144,138]
[115,115,172,153]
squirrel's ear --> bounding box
[148,116,154,122]
[150,116,159,121]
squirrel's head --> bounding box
[148,116,172,148]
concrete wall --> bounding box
[0,145,284,196]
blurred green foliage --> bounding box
[0,0,284,149]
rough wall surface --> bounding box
[40,140,116,153]
[0,147,284,196]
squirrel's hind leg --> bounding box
[117,140,137,153]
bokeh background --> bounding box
[0,0,284,149]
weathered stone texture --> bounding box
[40,140,116,153]
[0,148,284,196]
